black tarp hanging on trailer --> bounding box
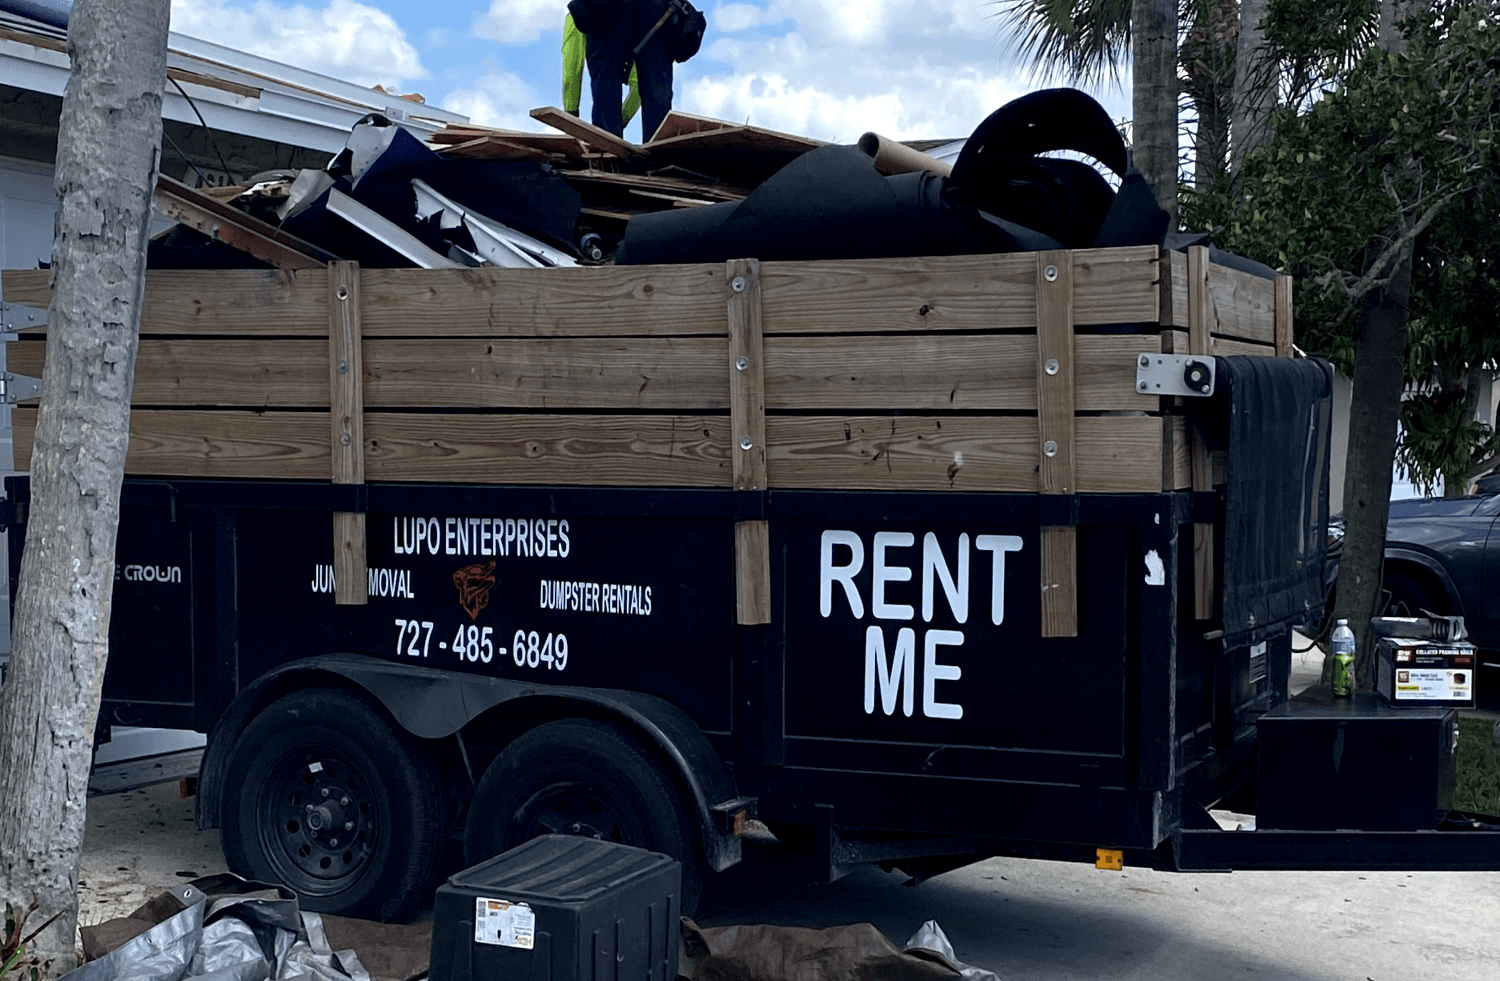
[1213,356,1334,648]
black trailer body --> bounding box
[13,480,1209,848]
[6,249,1500,922]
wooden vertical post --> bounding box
[1274,273,1294,358]
[727,258,770,625]
[1036,250,1077,637]
[329,260,368,606]
[1187,246,1215,620]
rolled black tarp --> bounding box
[617,87,1171,265]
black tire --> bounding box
[220,689,443,921]
[1382,568,1446,619]
[462,718,704,914]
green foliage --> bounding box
[1,902,44,981]
[1197,3,1500,481]
[1396,389,1494,495]
[1455,717,1500,814]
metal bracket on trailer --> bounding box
[2,372,41,404]
[1136,353,1216,397]
[0,299,45,332]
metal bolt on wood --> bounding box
[731,277,746,292]
[338,360,348,374]
[740,436,753,450]
[340,434,351,445]
[336,286,350,301]
[1045,358,1059,375]
[1043,264,1058,282]
[736,356,749,371]
[1043,440,1058,457]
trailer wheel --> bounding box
[463,718,704,913]
[220,689,443,921]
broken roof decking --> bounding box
[426,109,864,239]
[0,12,468,151]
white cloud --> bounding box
[442,70,544,131]
[677,0,1128,142]
[472,0,562,44]
[713,2,787,33]
[171,0,426,88]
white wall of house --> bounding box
[1,155,54,270]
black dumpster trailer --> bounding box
[4,249,1497,920]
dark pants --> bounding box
[586,0,673,140]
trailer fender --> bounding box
[197,654,746,871]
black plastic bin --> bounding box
[428,835,681,981]
[1256,689,1456,831]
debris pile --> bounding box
[149,90,1181,272]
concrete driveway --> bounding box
[79,646,1499,980]
[81,775,1500,981]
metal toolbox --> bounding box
[427,836,681,981]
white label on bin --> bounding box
[474,898,535,949]
[1394,668,1472,701]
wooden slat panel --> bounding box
[13,408,331,478]
[763,415,1162,492]
[762,333,1156,412]
[1210,262,1276,345]
[1071,246,1162,327]
[356,265,728,337]
[329,261,367,606]
[1275,274,1294,357]
[363,337,727,409]
[1036,250,1077,637]
[1162,416,1191,490]
[727,259,767,491]
[1167,249,1188,328]
[1167,251,1275,345]
[334,512,368,605]
[1036,251,1076,496]
[1188,246,1216,620]
[329,262,364,486]
[13,408,1164,491]
[758,247,1159,335]
[728,257,771,626]
[3,269,331,336]
[12,331,1162,413]
[363,414,731,486]
[7,250,1166,338]
[1160,330,1274,358]
[735,519,771,625]
[1040,526,1079,638]
[7,338,329,405]
[1165,251,1276,345]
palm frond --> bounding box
[993,0,1134,84]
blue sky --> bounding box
[169,0,1132,144]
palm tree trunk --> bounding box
[1132,0,1179,220]
[1231,0,1272,173]
[0,0,167,965]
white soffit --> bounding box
[0,13,468,153]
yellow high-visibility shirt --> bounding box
[562,14,640,126]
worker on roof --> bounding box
[562,13,641,130]
[567,0,679,141]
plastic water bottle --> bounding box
[1330,618,1356,697]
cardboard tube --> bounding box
[857,132,953,177]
